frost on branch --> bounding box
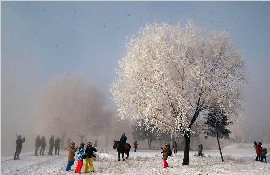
[111,22,246,137]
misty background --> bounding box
[1,1,270,156]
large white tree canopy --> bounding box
[111,22,246,136]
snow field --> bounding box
[1,147,270,175]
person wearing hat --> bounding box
[66,142,78,171]
[256,142,262,161]
[84,142,97,173]
[161,142,171,168]
[75,143,85,173]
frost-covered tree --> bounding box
[204,105,233,162]
[111,22,246,165]
[38,74,110,143]
[132,120,159,149]
[100,108,114,147]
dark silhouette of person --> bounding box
[133,141,138,152]
[35,135,41,156]
[40,136,46,155]
[14,135,25,160]
[198,144,203,156]
[55,137,61,155]
[48,135,55,155]
[256,142,262,161]
[120,133,127,144]
[120,133,127,149]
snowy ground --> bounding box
[1,146,270,175]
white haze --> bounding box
[1,1,270,157]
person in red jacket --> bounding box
[133,141,138,152]
[256,142,262,161]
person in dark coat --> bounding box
[14,135,25,160]
[120,133,128,150]
[120,133,127,143]
[40,136,46,155]
[198,144,203,156]
[256,142,262,161]
[55,138,61,155]
[84,142,97,173]
[261,148,267,163]
[48,135,55,155]
[35,135,41,156]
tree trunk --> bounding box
[182,96,201,165]
[182,133,190,165]
[148,139,152,149]
[61,131,66,150]
[94,138,98,147]
[79,135,85,144]
[217,133,224,162]
[105,134,108,148]
[170,134,173,148]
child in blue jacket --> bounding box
[75,143,85,173]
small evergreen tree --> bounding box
[204,105,233,162]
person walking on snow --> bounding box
[40,136,46,155]
[84,142,97,173]
[173,141,177,154]
[66,142,78,172]
[133,141,138,152]
[14,135,25,160]
[256,142,262,161]
[75,143,85,174]
[161,142,171,168]
[48,135,55,155]
[35,135,41,156]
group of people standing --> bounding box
[66,142,97,173]
[254,141,267,162]
[14,134,71,160]
[35,135,46,156]
[35,135,61,156]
